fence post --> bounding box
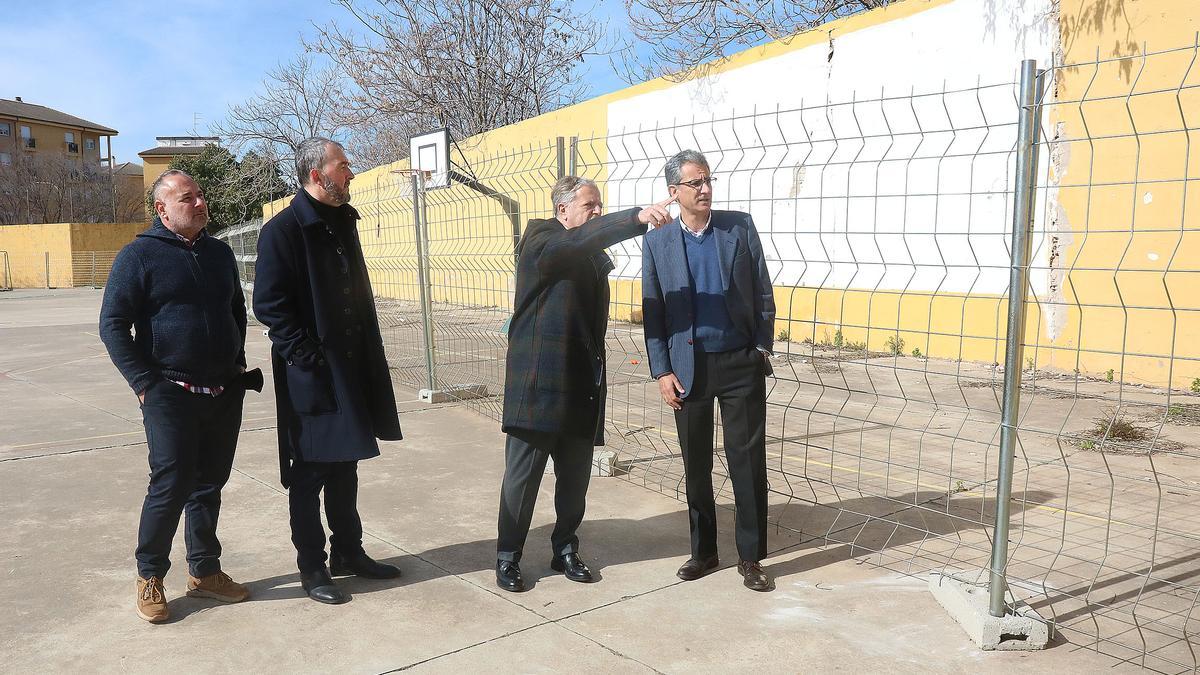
[44,252,50,289]
[411,172,437,393]
[569,136,578,176]
[988,58,1045,618]
[556,136,566,178]
[91,251,97,289]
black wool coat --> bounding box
[501,208,645,446]
[253,191,402,486]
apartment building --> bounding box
[0,97,117,169]
[137,136,220,194]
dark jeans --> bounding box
[136,379,245,580]
[497,431,594,563]
[674,346,769,562]
[289,459,366,574]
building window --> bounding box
[85,138,96,150]
[0,123,9,136]
[0,152,10,166]
[64,132,75,143]
[19,125,30,138]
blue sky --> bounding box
[1,0,637,168]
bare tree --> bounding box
[213,54,349,182]
[0,155,118,225]
[310,0,604,146]
[113,175,148,224]
[622,0,888,82]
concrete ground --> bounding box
[0,289,1133,673]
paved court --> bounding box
[0,289,1132,673]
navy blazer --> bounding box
[641,210,775,396]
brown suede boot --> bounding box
[136,576,169,623]
[186,571,250,603]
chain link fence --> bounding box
[220,44,1200,672]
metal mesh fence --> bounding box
[0,250,112,289]
[220,44,1200,672]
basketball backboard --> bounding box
[409,128,450,188]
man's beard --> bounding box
[320,172,351,205]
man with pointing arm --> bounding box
[495,175,675,592]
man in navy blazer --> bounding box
[641,149,776,591]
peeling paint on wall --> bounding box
[1044,120,1072,342]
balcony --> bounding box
[23,137,36,149]
[66,142,78,154]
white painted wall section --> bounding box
[602,0,1058,298]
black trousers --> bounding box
[496,431,594,563]
[674,347,769,562]
[136,380,245,580]
[289,459,366,574]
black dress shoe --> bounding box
[330,551,401,579]
[676,555,719,581]
[300,568,349,604]
[550,552,595,583]
[496,560,525,592]
[737,560,773,592]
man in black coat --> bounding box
[100,170,255,622]
[253,137,403,605]
[495,175,675,592]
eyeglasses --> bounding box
[674,176,717,190]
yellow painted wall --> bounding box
[0,223,73,287]
[1046,0,1200,387]
[69,222,145,252]
[140,156,174,196]
[0,222,143,288]
[251,0,1200,388]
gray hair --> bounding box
[296,136,343,186]
[150,169,195,204]
[551,175,598,211]
[664,149,710,187]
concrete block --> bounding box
[546,449,618,477]
[928,572,1052,651]
[418,383,489,403]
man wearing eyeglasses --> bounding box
[641,149,776,592]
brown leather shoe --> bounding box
[186,571,250,603]
[136,576,169,623]
[737,560,773,592]
[676,555,719,581]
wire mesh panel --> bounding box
[1006,43,1200,671]
[69,251,119,288]
[580,77,1043,644]
[340,174,426,390]
[415,141,562,418]
[219,43,1200,671]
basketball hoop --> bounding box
[408,128,450,189]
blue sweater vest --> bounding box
[682,227,749,353]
